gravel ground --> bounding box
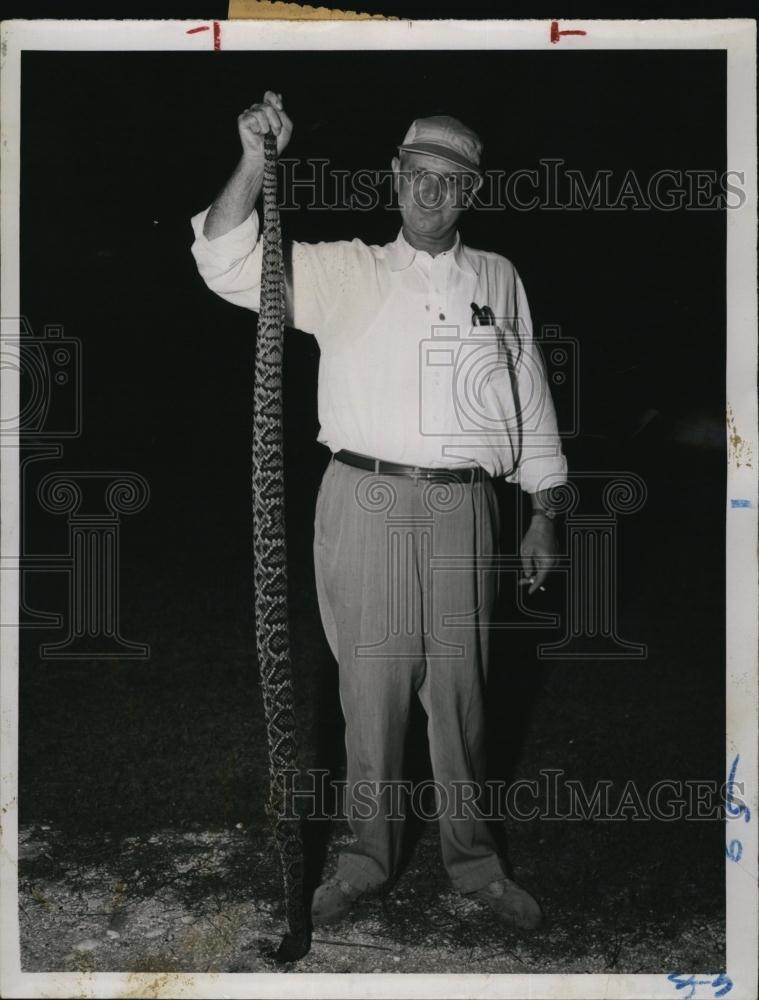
[19,820,724,974]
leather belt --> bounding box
[334,449,488,484]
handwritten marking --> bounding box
[667,972,733,999]
[726,754,751,823]
[185,23,220,49]
[725,755,749,864]
[725,838,743,862]
[729,498,752,508]
[550,20,588,44]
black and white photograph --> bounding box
[0,15,756,1000]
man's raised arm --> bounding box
[203,90,292,240]
[191,91,356,336]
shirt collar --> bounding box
[385,228,478,277]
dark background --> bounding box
[17,43,728,965]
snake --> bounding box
[252,130,310,962]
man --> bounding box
[191,92,568,931]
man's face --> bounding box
[391,150,480,242]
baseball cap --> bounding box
[398,115,483,174]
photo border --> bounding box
[1,16,756,1000]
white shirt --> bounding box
[190,208,568,493]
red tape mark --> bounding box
[550,20,587,44]
[186,25,209,34]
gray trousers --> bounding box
[313,457,507,894]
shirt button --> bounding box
[425,304,430,311]
[439,312,445,320]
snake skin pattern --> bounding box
[253,130,310,962]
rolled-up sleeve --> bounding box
[191,208,264,312]
[507,270,569,494]
[190,207,358,338]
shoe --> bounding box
[465,877,543,930]
[310,876,365,927]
